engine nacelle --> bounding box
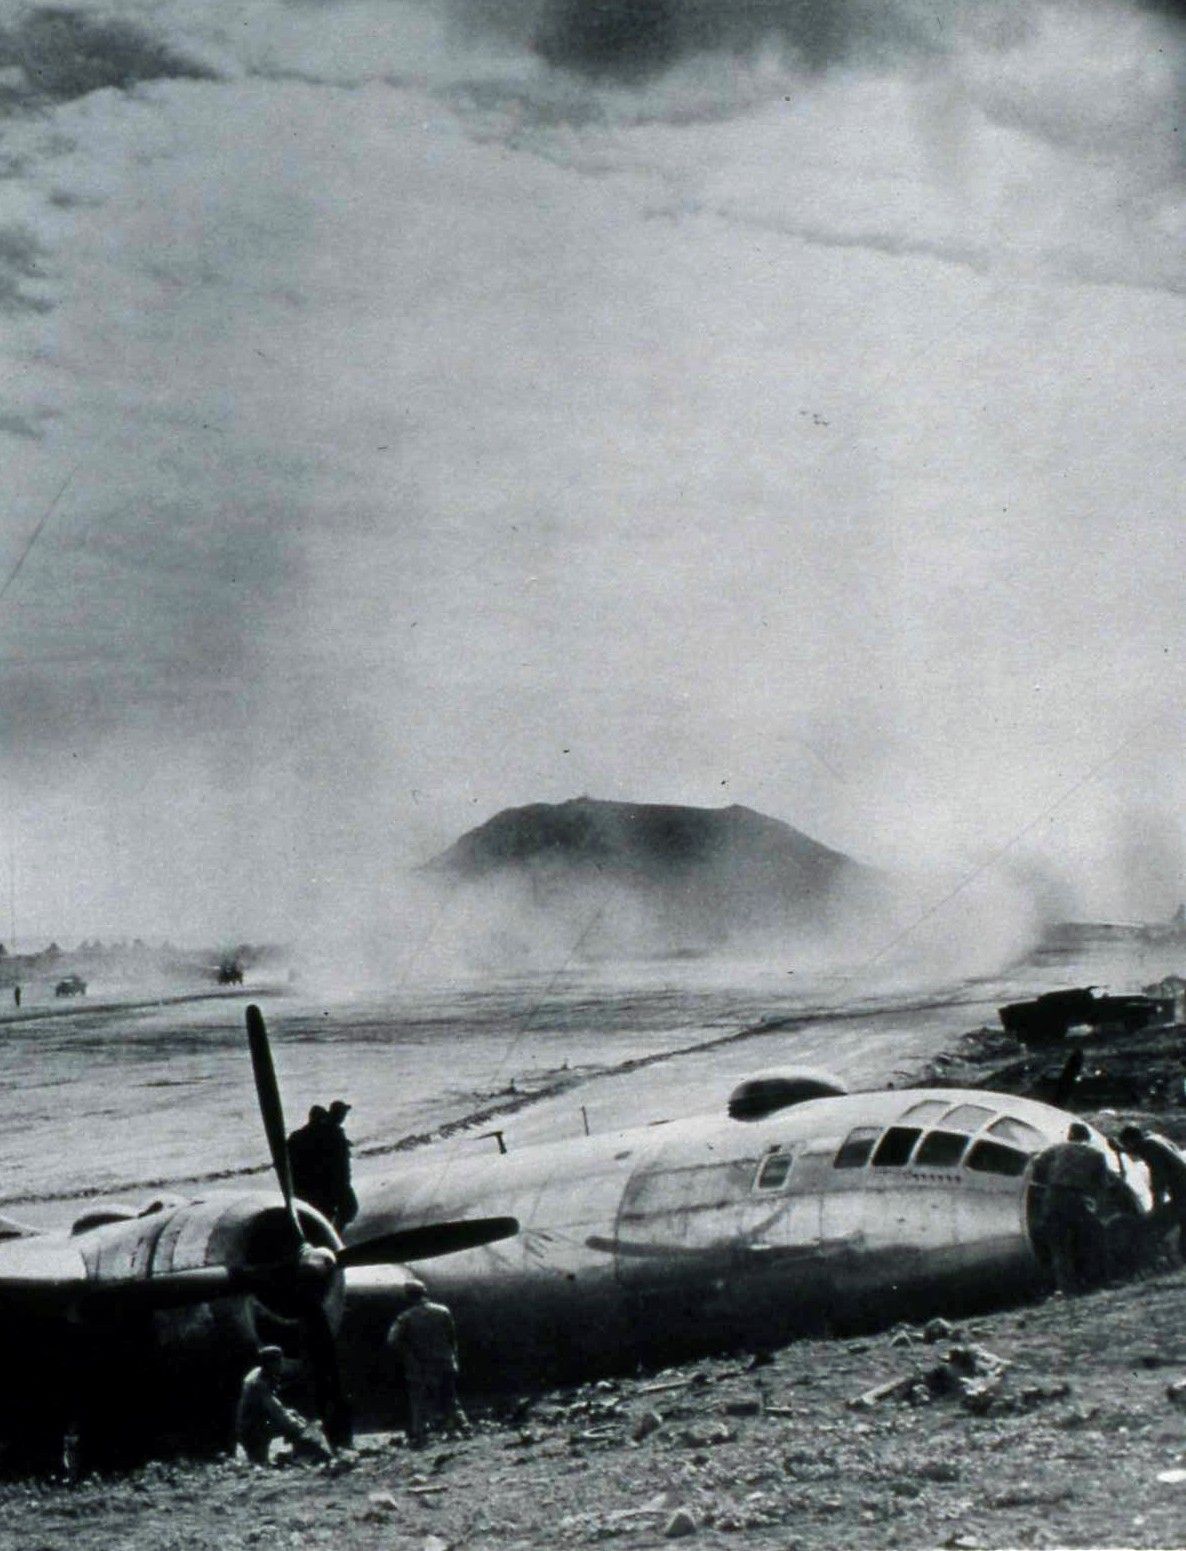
[728,1068,847,1121]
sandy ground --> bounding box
[2,938,1158,1217]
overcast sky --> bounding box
[1,0,1185,946]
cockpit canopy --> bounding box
[728,1068,848,1121]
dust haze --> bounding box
[1,0,1184,979]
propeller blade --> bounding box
[302,1300,353,1450]
[340,1215,519,1268]
[245,1003,302,1241]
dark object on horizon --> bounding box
[217,958,244,985]
[425,797,881,956]
[727,1068,847,1121]
[1051,1049,1084,1109]
[999,986,1168,1046]
[54,973,86,998]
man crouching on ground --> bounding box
[235,1346,333,1466]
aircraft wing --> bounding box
[0,1234,244,1314]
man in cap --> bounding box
[325,1099,358,1229]
[235,1346,332,1466]
[385,1281,468,1447]
[1030,1121,1110,1294]
[286,1102,357,1229]
[1118,1125,1186,1260]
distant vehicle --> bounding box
[217,960,243,985]
[54,974,87,998]
[999,986,1169,1046]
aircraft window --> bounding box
[987,1116,1045,1151]
[871,1127,923,1168]
[941,1103,995,1134]
[834,1126,881,1169]
[755,1152,794,1190]
[899,1100,951,1125]
[915,1130,970,1168]
[966,1139,1030,1177]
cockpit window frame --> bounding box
[870,1126,924,1168]
[898,1099,953,1126]
[753,1150,795,1192]
[833,1126,882,1170]
[939,1102,996,1134]
[986,1115,1045,1152]
[966,1138,1030,1177]
[914,1129,971,1169]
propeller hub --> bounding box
[296,1244,338,1288]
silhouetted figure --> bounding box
[235,1346,330,1466]
[1118,1125,1186,1259]
[1031,1122,1110,1293]
[325,1099,358,1228]
[386,1282,468,1447]
[1051,1048,1084,1108]
[286,1102,356,1229]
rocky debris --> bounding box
[678,1423,737,1449]
[849,1375,916,1411]
[849,1345,1011,1416]
[362,1490,399,1521]
[924,1317,961,1344]
[631,1410,662,1442]
[721,1398,762,1418]
[1017,1380,1073,1410]
[664,1507,698,1537]
[1166,1379,1186,1406]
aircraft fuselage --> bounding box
[347,1087,1138,1381]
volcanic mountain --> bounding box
[424,798,881,958]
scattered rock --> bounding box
[423,1537,449,1551]
[632,1410,663,1442]
[679,1423,736,1449]
[664,1507,698,1538]
[959,1375,1005,1415]
[848,1376,915,1410]
[1018,1380,1073,1409]
[924,1317,960,1344]
[1166,1379,1186,1406]
[1158,1468,1186,1485]
[722,1398,761,1417]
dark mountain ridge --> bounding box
[425,798,881,957]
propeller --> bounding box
[246,1003,303,1244]
[241,1004,520,1447]
[338,1216,519,1269]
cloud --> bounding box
[0,223,50,311]
[0,0,1183,947]
[0,5,216,106]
